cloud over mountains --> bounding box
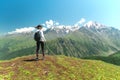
[8,18,86,34]
[8,18,114,34]
[8,27,35,34]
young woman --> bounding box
[35,25,46,60]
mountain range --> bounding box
[0,21,120,60]
[45,21,120,56]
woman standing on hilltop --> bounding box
[34,25,46,60]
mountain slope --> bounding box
[0,34,36,60]
[0,55,120,80]
[1,21,120,60]
[63,28,119,55]
[83,21,120,49]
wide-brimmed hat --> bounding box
[35,25,43,29]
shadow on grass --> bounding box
[23,58,43,62]
[23,59,38,62]
[82,56,120,66]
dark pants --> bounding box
[36,41,45,57]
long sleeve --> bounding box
[39,30,46,42]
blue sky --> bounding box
[0,0,120,34]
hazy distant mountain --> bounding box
[82,21,120,48]
[1,21,120,60]
[45,21,120,57]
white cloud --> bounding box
[45,20,60,29]
[74,18,86,27]
[8,27,35,34]
[46,20,54,26]
[55,22,59,25]
[8,18,87,34]
[80,18,86,24]
[44,19,82,32]
[45,20,54,28]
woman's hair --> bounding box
[35,25,43,29]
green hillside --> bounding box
[83,51,120,66]
[110,51,120,57]
[0,34,119,60]
[0,35,114,60]
[0,55,120,80]
[0,34,35,60]
[0,27,120,60]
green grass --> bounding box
[0,55,120,80]
[82,51,120,66]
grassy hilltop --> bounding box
[0,55,120,80]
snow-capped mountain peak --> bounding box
[7,20,110,35]
[83,21,106,29]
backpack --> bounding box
[34,31,41,41]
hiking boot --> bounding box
[35,57,39,61]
